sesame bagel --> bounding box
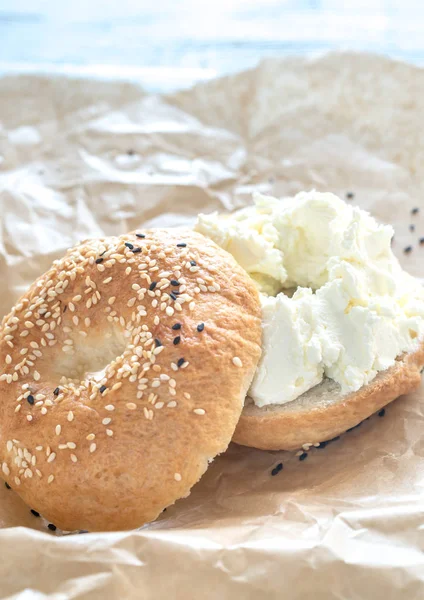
[0,229,262,531]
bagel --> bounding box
[233,344,424,451]
[0,229,262,531]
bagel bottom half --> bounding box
[233,343,424,451]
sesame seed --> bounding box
[47,452,56,463]
[404,246,413,254]
[173,336,181,345]
[197,323,205,332]
[27,415,33,422]
[47,475,54,484]
[379,408,386,417]
[89,443,97,453]
[411,207,419,215]
[27,395,34,405]
[95,258,104,264]
[166,306,174,316]
[420,238,424,245]
[126,402,137,410]
[149,281,157,291]
[71,454,78,463]
[193,408,206,415]
[232,357,243,368]
[102,418,112,425]
[167,401,177,408]
[174,472,182,481]
[106,429,113,437]
[99,385,107,394]
[177,358,185,368]
[67,411,74,422]
[176,243,187,248]
[55,425,61,436]
[125,242,134,249]
[53,387,60,396]
[271,463,283,476]
[299,452,308,461]
[47,523,56,530]
[132,247,142,254]
[86,433,95,441]
[105,404,115,411]
[67,442,76,449]
[14,477,21,486]
[5,354,12,364]
[2,463,10,476]
[136,233,145,238]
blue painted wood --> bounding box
[1,1,424,90]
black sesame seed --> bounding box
[27,395,34,405]
[404,245,413,254]
[100,249,107,256]
[53,387,60,396]
[271,462,283,476]
[176,243,187,248]
[329,435,340,443]
[190,260,197,266]
[197,323,205,332]
[154,338,162,347]
[411,207,419,215]
[409,224,416,232]
[47,523,57,531]
[136,233,145,239]
[346,192,355,199]
[78,530,89,534]
[378,408,386,417]
[127,149,135,156]
[95,257,104,264]
[132,247,142,253]
[172,323,181,330]
[318,441,327,449]
[149,282,157,291]
[169,292,177,301]
[63,305,67,313]
[99,385,107,394]
[30,509,40,517]
[5,482,11,490]
[177,358,185,368]
[299,452,308,461]
[170,280,180,286]
[173,336,181,345]
[420,238,424,245]
[125,242,134,250]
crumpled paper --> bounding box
[1,52,424,599]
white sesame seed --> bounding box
[41,407,47,415]
[70,454,78,463]
[27,415,33,422]
[84,318,91,327]
[2,462,10,476]
[102,418,111,425]
[193,408,206,415]
[47,475,54,484]
[47,452,56,463]
[86,433,95,441]
[232,357,243,368]
[55,425,61,436]
[33,370,41,381]
[67,411,74,422]
[5,354,12,364]
[174,473,182,481]
[14,476,21,486]
[67,442,76,449]
[167,401,177,408]
[126,402,137,410]
[89,443,97,453]
[106,429,113,437]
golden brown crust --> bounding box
[233,343,424,451]
[0,229,262,531]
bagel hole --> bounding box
[52,328,127,384]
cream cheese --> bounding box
[196,191,424,407]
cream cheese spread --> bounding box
[196,191,424,407]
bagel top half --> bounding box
[0,229,261,531]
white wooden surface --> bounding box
[1,0,424,90]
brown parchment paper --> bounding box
[1,52,424,600]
